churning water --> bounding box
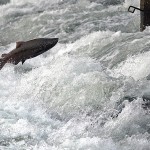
[0,0,150,149]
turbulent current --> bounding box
[0,0,150,149]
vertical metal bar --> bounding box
[140,0,145,31]
[144,0,150,25]
[140,0,150,31]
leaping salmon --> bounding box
[0,38,58,70]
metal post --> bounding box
[140,0,145,31]
[140,0,150,31]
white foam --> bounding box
[123,0,140,8]
[10,0,60,5]
[113,51,150,80]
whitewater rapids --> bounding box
[0,0,150,149]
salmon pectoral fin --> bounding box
[22,59,26,64]
[0,58,6,70]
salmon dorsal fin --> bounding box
[16,41,24,48]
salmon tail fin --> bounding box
[0,58,6,70]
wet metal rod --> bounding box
[128,6,144,13]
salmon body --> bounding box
[0,38,58,70]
